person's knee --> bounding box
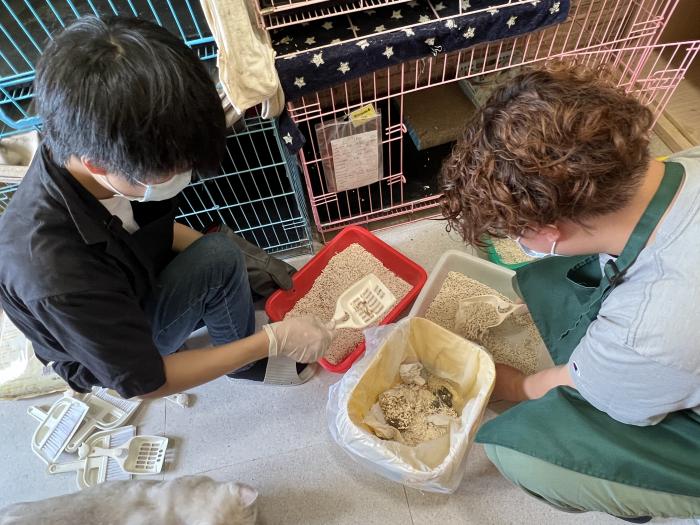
[191,233,247,284]
[484,444,521,485]
[483,444,700,518]
[484,444,586,513]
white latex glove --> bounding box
[262,316,335,363]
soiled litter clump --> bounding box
[425,272,541,375]
[370,364,460,446]
[491,237,535,265]
[284,244,411,365]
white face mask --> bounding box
[102,170,192,202]
[514,237,560,259]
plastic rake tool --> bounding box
[332,274,397,329]
[82,434,169,475]
[30,397,89,464]
[47,426,137,489]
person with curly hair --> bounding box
[441,63,700,521]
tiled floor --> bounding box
[0,221,695,524]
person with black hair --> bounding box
[0,16,333,398]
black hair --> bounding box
[35,16,225,184]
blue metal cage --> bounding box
[0,0,216,134]
[177,116,313,255]
[0,118,313,255]
[0,181,18,214]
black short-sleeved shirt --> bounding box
[0,147,177,398]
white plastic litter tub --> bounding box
[409,250,553,371]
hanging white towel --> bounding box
[201,0,285,120]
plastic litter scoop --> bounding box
[81,434,169,475]
[456,295,528,331]
[47,426,136,489]
[65,388,141,453]
[332,274,396,329]
[31,397,89,464]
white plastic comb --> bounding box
[332,274,397,329]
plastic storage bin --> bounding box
[265,225,428,373]
[409,250,553,372]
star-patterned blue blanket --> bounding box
[273,0,569,98]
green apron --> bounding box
[476,162,700,497]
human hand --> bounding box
[262,316,335,363]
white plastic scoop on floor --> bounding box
[68,388,141,453]
[332,273,397,329]
[456,294,528,330]
[28,388,142,455]
[47,426,137,489]
[80,434,169,475]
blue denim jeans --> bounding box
[144,233,255,356]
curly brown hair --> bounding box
[440,62,654,246]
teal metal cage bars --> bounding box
[0,181,17,214]
[0,0,217,134]
[176,116,313,255]
[0,118,313,255]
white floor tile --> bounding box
[650,132,674,158]
[0,392,166,508]
[374,219,475,273]
[162,368,342,477]
[202,442,413,525]
[0,394,75,507]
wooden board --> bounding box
[402,83,477,151]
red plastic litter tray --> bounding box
[265,225,428,373]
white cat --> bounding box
[0,475,258,525]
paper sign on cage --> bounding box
[315,111,383,193]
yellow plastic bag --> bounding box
[327,317,495,493]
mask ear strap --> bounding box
[550,241,558,256]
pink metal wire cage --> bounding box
[255,0,413,30]
[285,0,699,238]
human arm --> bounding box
[142,315,334,398]
[33,291,332,399]
[140,331,269,398]
[495,310,700,426]
[491,363,574,402]
[172,222,203,252]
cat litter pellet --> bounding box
[425,272,540,375]
[492,237,535,265]
[284,244,412,365]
